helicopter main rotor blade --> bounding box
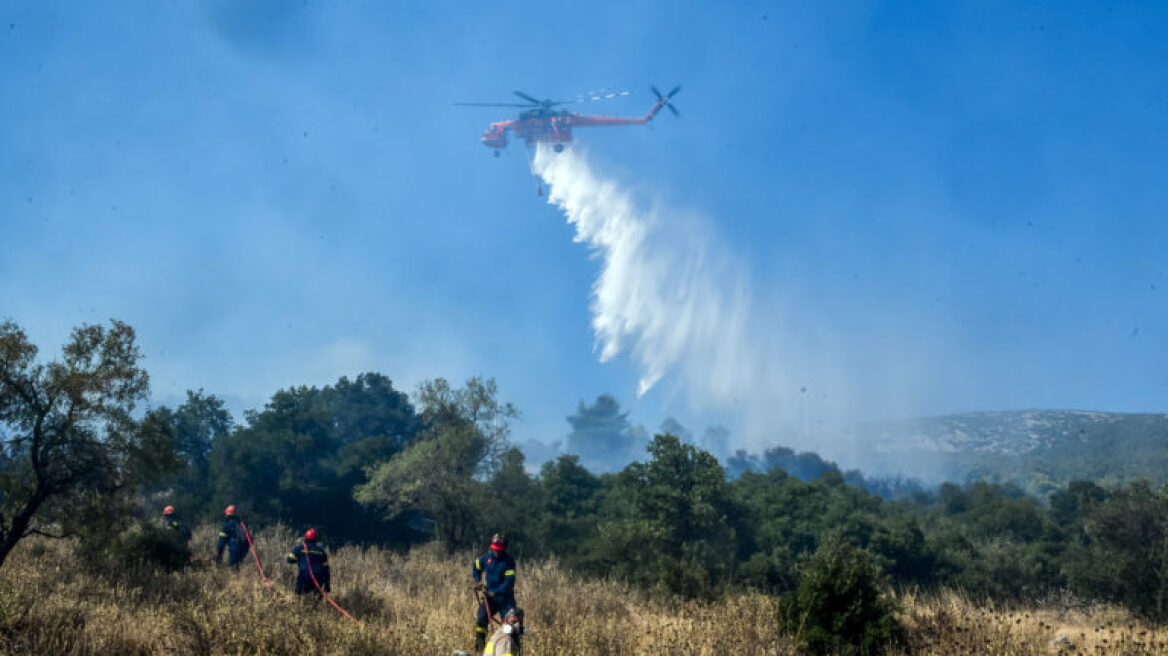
[513,91,542,104]
[453,102,537,107]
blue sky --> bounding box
[2,2,1165,467]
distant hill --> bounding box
[844,410,1168,494]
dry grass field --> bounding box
[0,524,1164,655]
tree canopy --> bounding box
[565,394,646,472]
[0,319,178,568]
[9,318,1168,626]
[207,372,417,542]
[355,377,517,547]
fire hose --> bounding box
[474,585,503,627]
[236,522,504,643]
[301,538,360,624]
[239,521,359,623]
[239,521,274,595]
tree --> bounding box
[534,454,601,562]
[414,376,517,479]
[482,447,540,555]
[725,449,761,479]
[171,389,232,474]
[1063,481,1168,618]
[565,394,646,472]
[0,319,172,569]
[149,389,233,512]
[700,425,731,461]
[921,481,1064,599]
[208,372,417,541]
[779,533,904,655]
[541,454,602,519]
[1049,480,1108,527]
[722,443,843,482]
[659,417,694,444]
[731,466,892,592]
[596,433,737,596]
[355,377,517,548]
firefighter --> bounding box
[162,505,191,540]
[215,504,246,567]
[483,607,524,656]
[286,528,331,596]
[472,533,516,653]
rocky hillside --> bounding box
[846,410,1168,493]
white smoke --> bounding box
[532,144,760,407]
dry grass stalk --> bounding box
[0,526,1162,655]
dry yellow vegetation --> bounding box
[0,524,1163,655]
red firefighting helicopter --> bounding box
[456,85,681,156]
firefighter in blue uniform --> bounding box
[216,504,245,567]
[472,533,516,653]
[286,528,331,596]
[162,505,191,540]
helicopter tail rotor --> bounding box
[649,85,682,119]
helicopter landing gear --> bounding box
[553,144,564,153]
[493,150,500,158]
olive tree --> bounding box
[355,377,517,547]
[0,319,168,569]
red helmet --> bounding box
[305,528,318,541]
[490,533,507,551]
[224,504,236,516]
[163,505,175,516]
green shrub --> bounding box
[779,533,904,655]
[117,525,191,571]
